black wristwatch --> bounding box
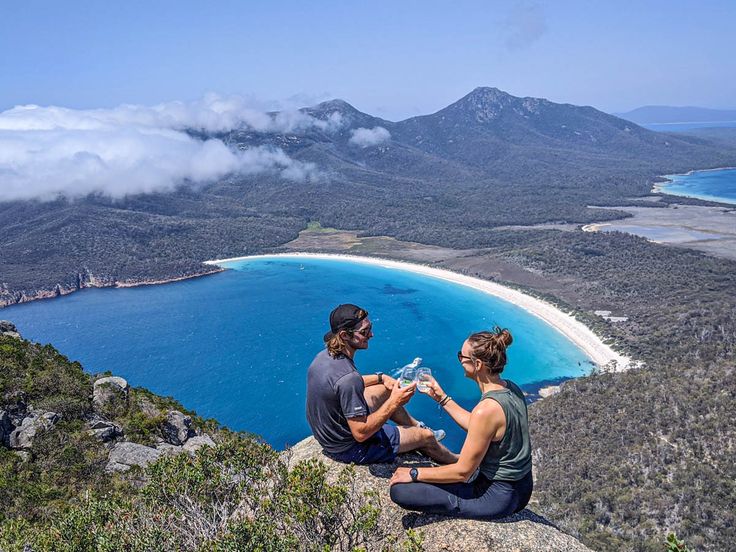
[376,372,383,384]
[410,467,419,482]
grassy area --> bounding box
[305,221,340,233]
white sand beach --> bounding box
[205,253,633,372]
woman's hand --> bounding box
[422,376,447,403]
[390,467,413,486]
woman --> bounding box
[389,327,533,520]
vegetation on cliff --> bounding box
[0,335,419,551]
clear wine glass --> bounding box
[417,367,432,392]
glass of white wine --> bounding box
[416,367,432,393]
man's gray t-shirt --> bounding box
[306,349,369,454]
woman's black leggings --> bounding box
[390,471,533,520]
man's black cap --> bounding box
[323,304,367,342]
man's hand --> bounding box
[390,467,413,486]
[389,380,416,408]
[382,374,397,390]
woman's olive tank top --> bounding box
[478,380,532,481]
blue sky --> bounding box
[1,0,734,120]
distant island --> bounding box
[615,105,736,124]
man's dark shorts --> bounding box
[326,424,400,464]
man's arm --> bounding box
[346,382,415,442]
[362,373,397,389]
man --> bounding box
[306,303,457,465]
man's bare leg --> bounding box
[363,385,419,427]
[364,386,457,464]
[397,426,458,465]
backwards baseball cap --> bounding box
[323,303,368,342]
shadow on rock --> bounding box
[402,507,559,530]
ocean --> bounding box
[657,168,736,205]
[2,256,592,452]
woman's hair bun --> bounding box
[495,327,513,348]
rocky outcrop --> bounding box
[161,410,195,445]
[183,434,216,455]
[93,376,129,417]
[106,442,162,473]
[88,418,122,442]
[0,320,21,339]
[287,437,591,552]
[8,411,60,449]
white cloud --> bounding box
[0,95,328,202]
[348,126,391,148]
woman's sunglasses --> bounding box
[457,351,473,363]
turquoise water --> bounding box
[659,168,736,205]
[2,256,592,452]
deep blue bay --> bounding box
[3,256,592,452]
[657,167,736,204]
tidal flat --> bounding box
[582,203,736,261]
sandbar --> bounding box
[205,253,632,372]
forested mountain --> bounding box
[2,87,735,306]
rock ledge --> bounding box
[287,437,591,552]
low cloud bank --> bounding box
[349,126,391,147]
[0,94,332,201]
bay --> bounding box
[2,256,592,452]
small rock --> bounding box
[183,434,216,455]
[88,419,123,442]
[0,320,21,338]
[9,411,60,449]
[13,450,31,462]
[5,401,29,426]
[106,442,162,473]
[93,376,129,416]
[161,410,195,445]
[155,442,182,457]
[538,385,561,399]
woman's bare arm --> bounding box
[390,400,505,485]
[422,377,471,430]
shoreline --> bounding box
[205,252,633,372]
[652,166,736,205]
[0,266,225,309]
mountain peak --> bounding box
[437,87,552,124]
[466,87,512,101]
[310,99,361,115]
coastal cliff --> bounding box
[0,323,589,551]
[0,266,223,309]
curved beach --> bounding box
[205,252,632,372]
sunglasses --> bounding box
[351,325,373,338]
[457,351,473,363]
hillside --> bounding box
[0,324,589,551]
[2,87,736,306]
